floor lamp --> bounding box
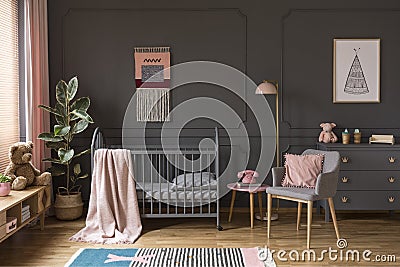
[255,80,279,221]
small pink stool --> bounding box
[227,183,269,228]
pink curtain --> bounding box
[24,0,50,170]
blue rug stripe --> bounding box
[66,248,138,267]
[67,248,249,267]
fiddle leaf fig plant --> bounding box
[38,76,93,195]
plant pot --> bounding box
[54,192,84,220]
[0,182,11,197]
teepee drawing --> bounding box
[344,48,369,95]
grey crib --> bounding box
[90,127,222,230]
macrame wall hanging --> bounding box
[134,47,170,122]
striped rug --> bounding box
[65,247,276,267]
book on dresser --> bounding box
[22,204,30,214]
[21,204,30,223]
[21,211,30,223]
[317,142,400,222]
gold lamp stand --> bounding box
[255,80,279,221]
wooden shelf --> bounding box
[0,186,51,243]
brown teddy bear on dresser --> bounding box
[4,141,51,190]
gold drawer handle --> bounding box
[341,177,349,183]
[341,157,349,163]
[388,197,395,203]
[341,196,349,203]
[389,157,396,163]
[388,177,396,183]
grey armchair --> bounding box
[266,149,341,249]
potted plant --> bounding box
[0,174,12,197]
[38,76,94,220]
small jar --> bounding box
[353,132,362,144]
[342,132,350,144]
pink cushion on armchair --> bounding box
[281,154,324,188]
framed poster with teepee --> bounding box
[333,38,380,103]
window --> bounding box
[0,0,20,171]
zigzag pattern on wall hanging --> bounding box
[143,58,162,63]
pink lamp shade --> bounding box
[256,81,278,95]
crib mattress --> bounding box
[137,183,218,201]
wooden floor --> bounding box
[0,209,399,266]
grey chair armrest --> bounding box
[315,171,339,198]
[271,167,285,187]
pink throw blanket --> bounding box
[70,149,142,244]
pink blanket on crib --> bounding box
[70,149,142,244]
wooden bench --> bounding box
[0,185,51,243]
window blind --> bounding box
[0,0,19,172]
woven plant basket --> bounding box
[54,192,84,220]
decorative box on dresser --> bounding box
[317,143,400,222]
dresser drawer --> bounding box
[334,191,400,210]
[338,171,400,190]
[339,150,400,170]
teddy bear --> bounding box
[4,141,51,190]
[319,123,338,143]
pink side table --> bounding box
[227,183,269,228]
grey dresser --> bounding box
[317,143,400,221]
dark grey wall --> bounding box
[281,8,400,156]
[48,0,400,207]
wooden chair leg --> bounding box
[307,201,313,249]
[328,197,340,239]
[257,191,263,219]
[228,190,236,222]
[297,202,302,231]
[267,194,272,238]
